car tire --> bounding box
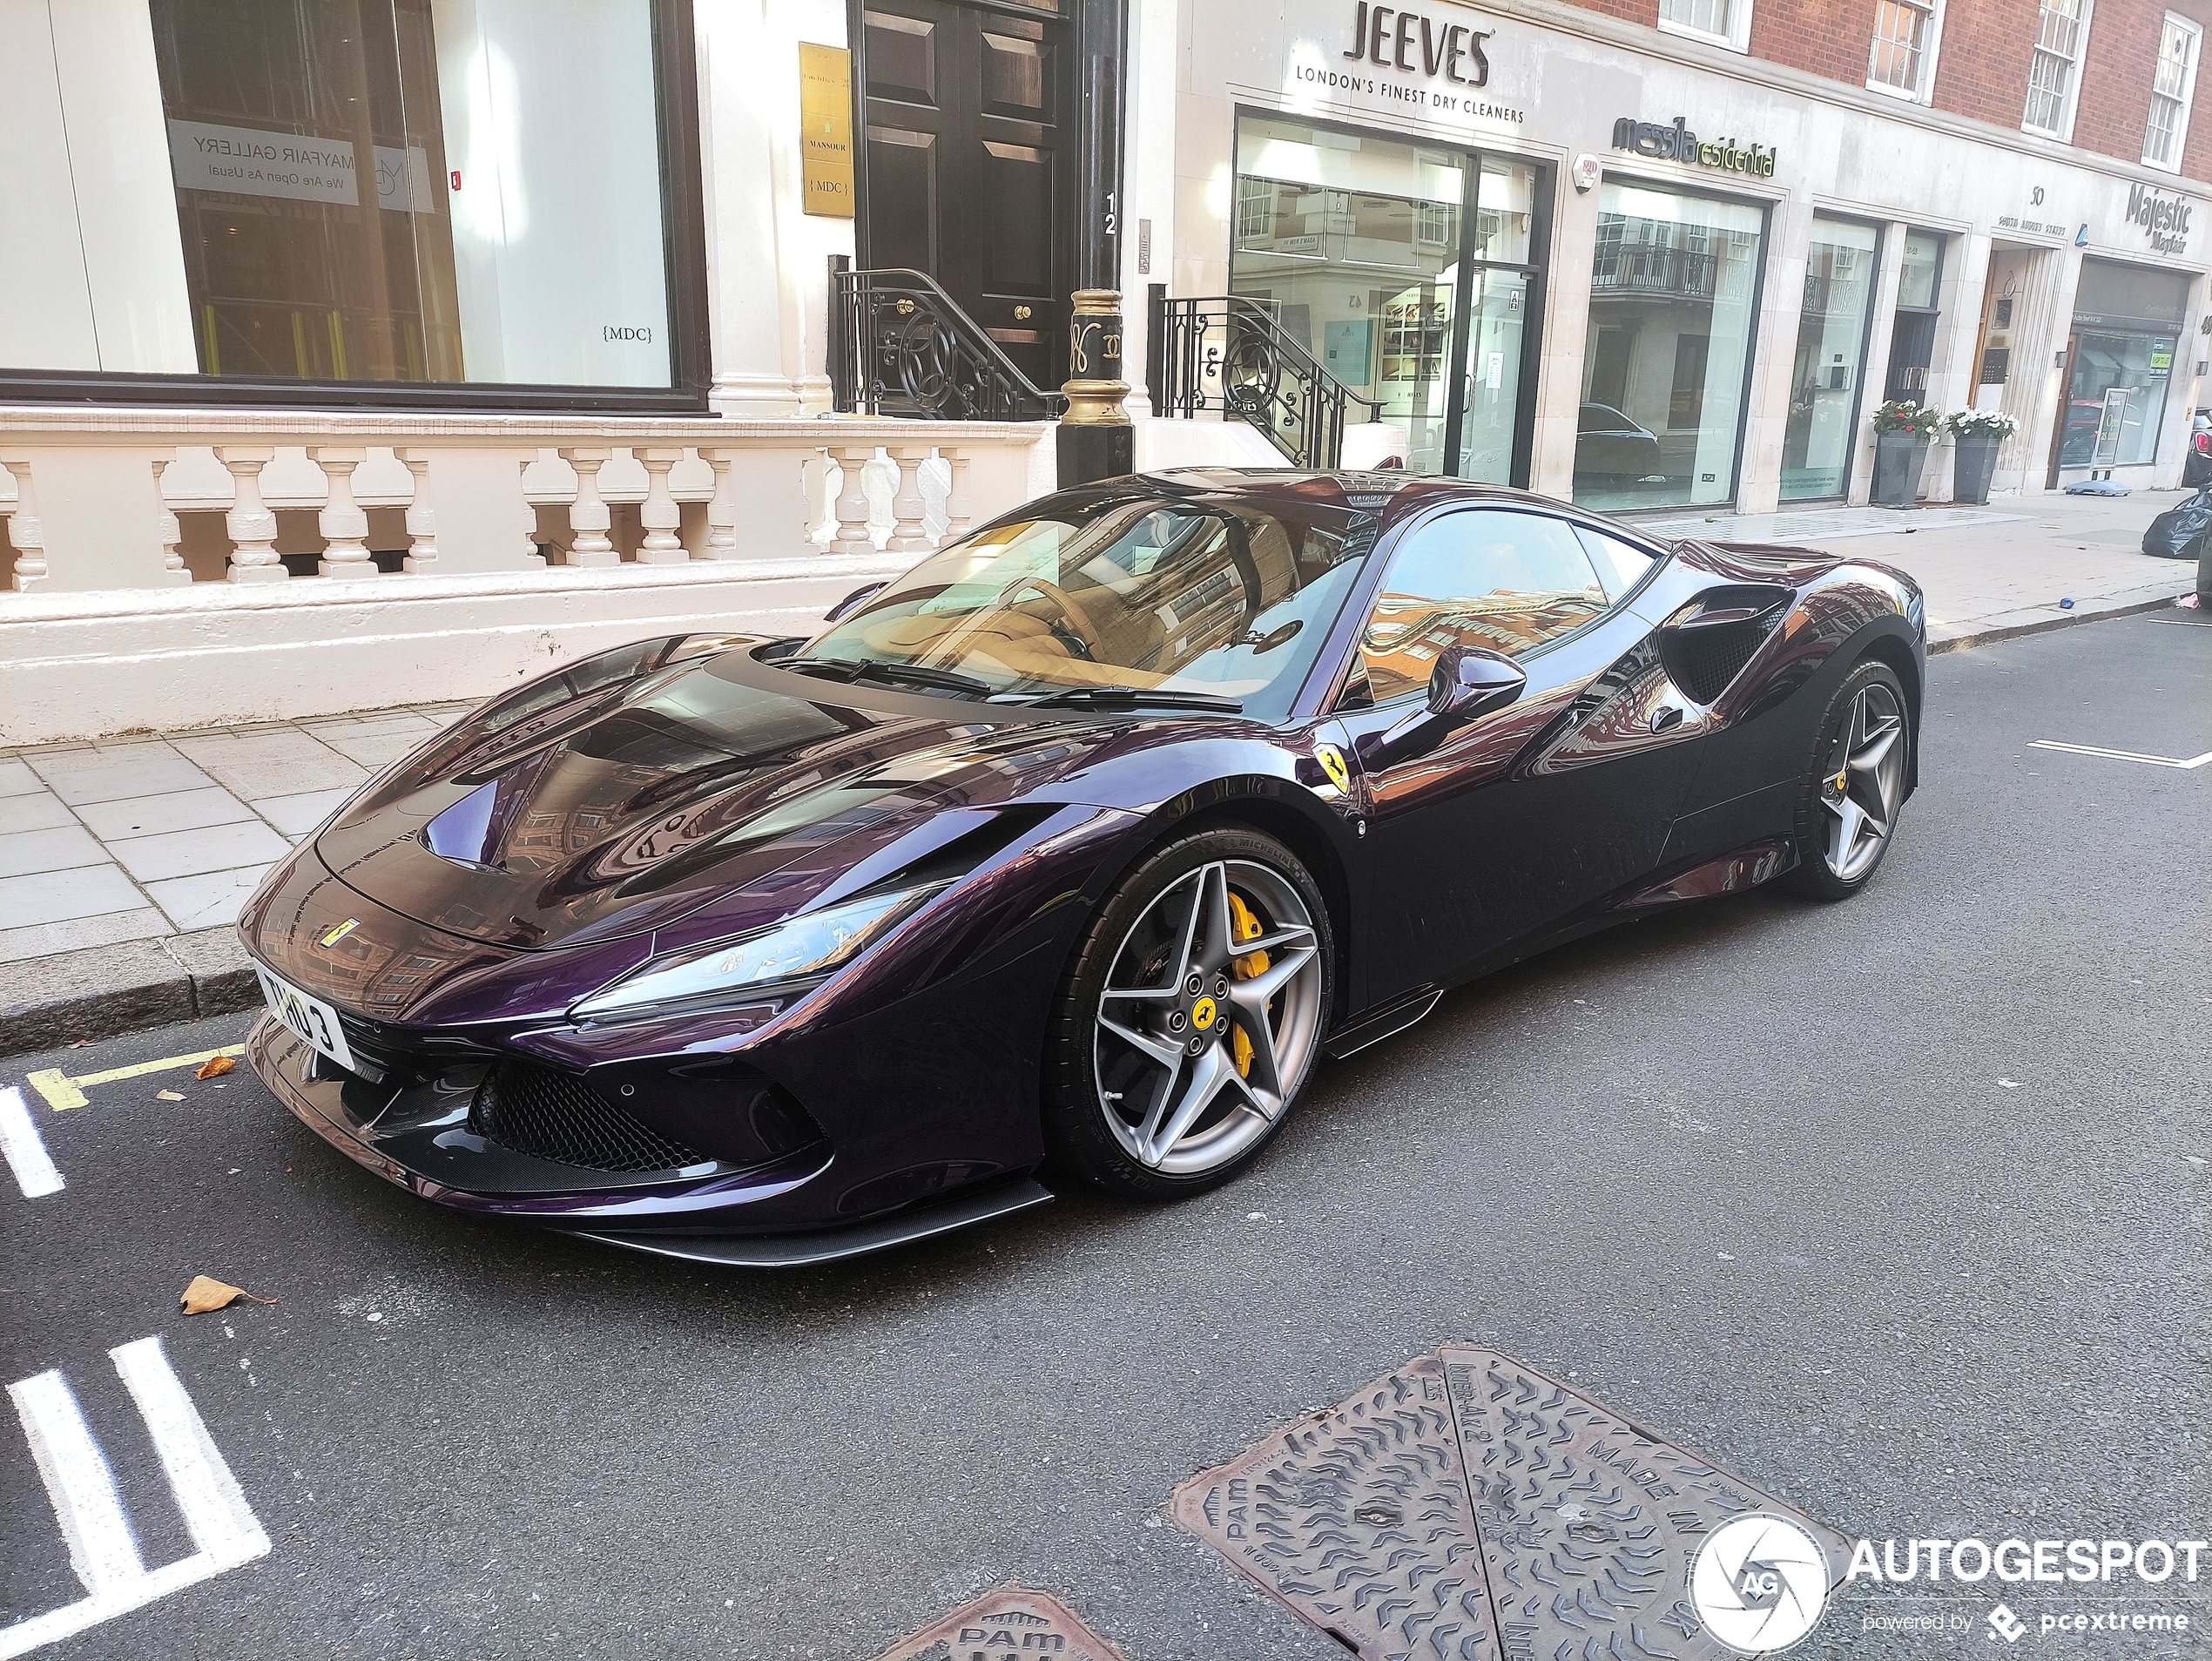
[1782,658,1912,901]
[1042,825,1333,1202]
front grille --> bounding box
[470,1062,706,1174]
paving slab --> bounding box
[250,787,353,839]
[144,864,276,932]
[0,791,78,835]
[73,786,259,841]
[0,906,171,967]
[25,745,217,807]
[168,729,368,799]
[0,824,107,877]
[0,863,147,931]
[105,820,292,885]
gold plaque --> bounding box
[798,43,854,219]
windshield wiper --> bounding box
[1004,685,1245,712]
[779,655,993,697]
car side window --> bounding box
[1574,525,1659,601]
[1353,510,1610,704]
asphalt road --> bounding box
[3,611,2207,1661]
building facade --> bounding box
[2,0,2205,739]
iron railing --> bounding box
[1145,287,1383,470]
[827,259,1064,421]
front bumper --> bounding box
[249,1017,1057,1261]
[247,1016,833,1229]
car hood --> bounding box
[313,647,1122,950]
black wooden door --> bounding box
[860,0,1069,388]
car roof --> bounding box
[1135,467,1570,533]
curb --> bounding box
[0,590,2193,1061]
[1926,589,2191,655]
[0,928,261,1061]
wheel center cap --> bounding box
[1190,996,1219,1032]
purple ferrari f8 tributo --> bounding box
[242,469,1924,1264]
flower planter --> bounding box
[1872,431,1929,508]
[1952,433,2002,505]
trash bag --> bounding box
[2143,489,2212,559]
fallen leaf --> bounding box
[195,1055,237,1080]
[156,1090,185,1101]
[179,1275,277,1315]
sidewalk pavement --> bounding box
[1,490,2198,1056]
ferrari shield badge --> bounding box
[1313,743,1352,797]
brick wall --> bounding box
[1549,0,2212,188]
[1745,0,1873,86]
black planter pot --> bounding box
[1872,430,1930,507]
[1952,433,2002,504]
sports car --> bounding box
[242,469,1924,1265]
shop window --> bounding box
[2061,334,2176,467]
[2023,0,2093,139]
[1577,181,1765,511]
[1782,219,1879,502]
[1229,113,1550,487]
[2143,13,2202,172]
[1658,0,1752,52]
[1,0,693,399]
[1868,0,1942,103]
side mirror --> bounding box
[824,581,887,625]
[1357,645,1526,770]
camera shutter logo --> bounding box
[1689,1513,1832,1652]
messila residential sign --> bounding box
[1613,115,1777,179]
[2127,181,2193,254]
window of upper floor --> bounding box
[1657,0,1753,55]
[2023,0,2094,140]
[2143,13,2203,172]
[1867,0,1945,104]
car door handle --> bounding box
[1650,705,1686,733]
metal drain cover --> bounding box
[869,1585,1129,1661]
[1171,1347,1851,1660]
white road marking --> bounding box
[0,1338,270,1659]
[111,1338,269,1567]
[0,1087,63,1198]
[2028,739,2212,770]
[7,1372,146,1596]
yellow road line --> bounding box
[25,1044,248,1112]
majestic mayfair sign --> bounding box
[1613,116,1777,178]
[1342,2,1492,84]
[2127,182,2193,253]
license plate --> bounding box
[254,966,355,1072]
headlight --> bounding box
[570,883,944,1023]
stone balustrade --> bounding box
[0,409,1050,593]
[0,409,1054,744]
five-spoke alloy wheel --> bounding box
[1787,658,1912,901]
[1045,827,1332,1199]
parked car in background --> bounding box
[2185,410,2212,489]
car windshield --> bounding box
[792,487,1378,719]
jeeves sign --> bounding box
[1343,3,1492,84]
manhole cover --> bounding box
[1172,1347,1851,1660]
[869,1584,1129,1661]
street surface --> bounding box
[3,611,2208,1659]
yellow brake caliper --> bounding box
[1227,891,1271,1077]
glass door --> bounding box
[1453,269,1528,483]
[1780,218,1879,502]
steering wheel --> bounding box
[1027,578,1108,657]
